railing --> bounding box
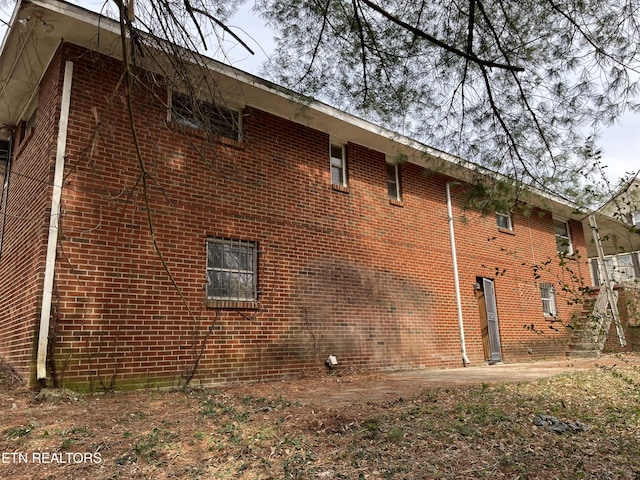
[606,264,639,283]
[586,284,619,350]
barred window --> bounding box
[540,283,557,317]
[206,238,257,301]
[171,92,240,141]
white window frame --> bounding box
[169,91,242,141]
[496,212,512,230]
[631,211,640,228]
[540,283,557,317]
[330,143,347,187]
[553,218,573,255]
[206,237,258,302]
[386,162,401,201]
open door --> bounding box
[477,277,502,364]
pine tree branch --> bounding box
[297,0,332,86]
[475,0,556,166]
[466,0,475,56]
[352,0,369,102]
[545,0,640,76]
[358,0,524,72]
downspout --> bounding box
[36,60,74,383]
[0,132,14,263]
[446,182,471,366]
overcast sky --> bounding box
[2,0,636,187]
[598,114,638,183]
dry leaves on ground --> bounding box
[0,356,639,479]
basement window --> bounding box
[170,92,241,141]
[540,283,557,317]
[206,237,257,301]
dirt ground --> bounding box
[1,354,639,479]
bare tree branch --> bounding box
[190,5,255,55]
[114,0,198,323]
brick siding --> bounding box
[0,44,65,382]
[0,43,589,390]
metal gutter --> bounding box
[0,133,14,263]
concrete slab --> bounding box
[274,354,640,407]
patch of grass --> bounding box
[133,410,148,420]
[4,424,34,440]
[200,396,252,423]
[59,437,77,451]
[361,417,380,433]
[131,426,178,464]
[385,426,405,442]
[252,426,277,441]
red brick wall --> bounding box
[453,200,589,359]
[2,43,589,390]
[0,45,65,382]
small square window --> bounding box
[496,212,512,230]
[330,143,347,187]
[206,238,257,301]
[540,283,557,317]
[170,92,241,141]
[387,163,401,202]
[631,211,640,228]
[553,219,573,255]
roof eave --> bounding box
[0,0,594,223]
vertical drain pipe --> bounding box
[37,60,74,383]
[446,182,470,366]
[0,133,14,263]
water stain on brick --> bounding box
[295,258,437,369]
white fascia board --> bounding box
[25,0,120,35]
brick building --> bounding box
[0,0,614,390]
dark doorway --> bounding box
[476,277,502,364]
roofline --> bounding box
[0,0,585,216]
[596,177,640,213]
